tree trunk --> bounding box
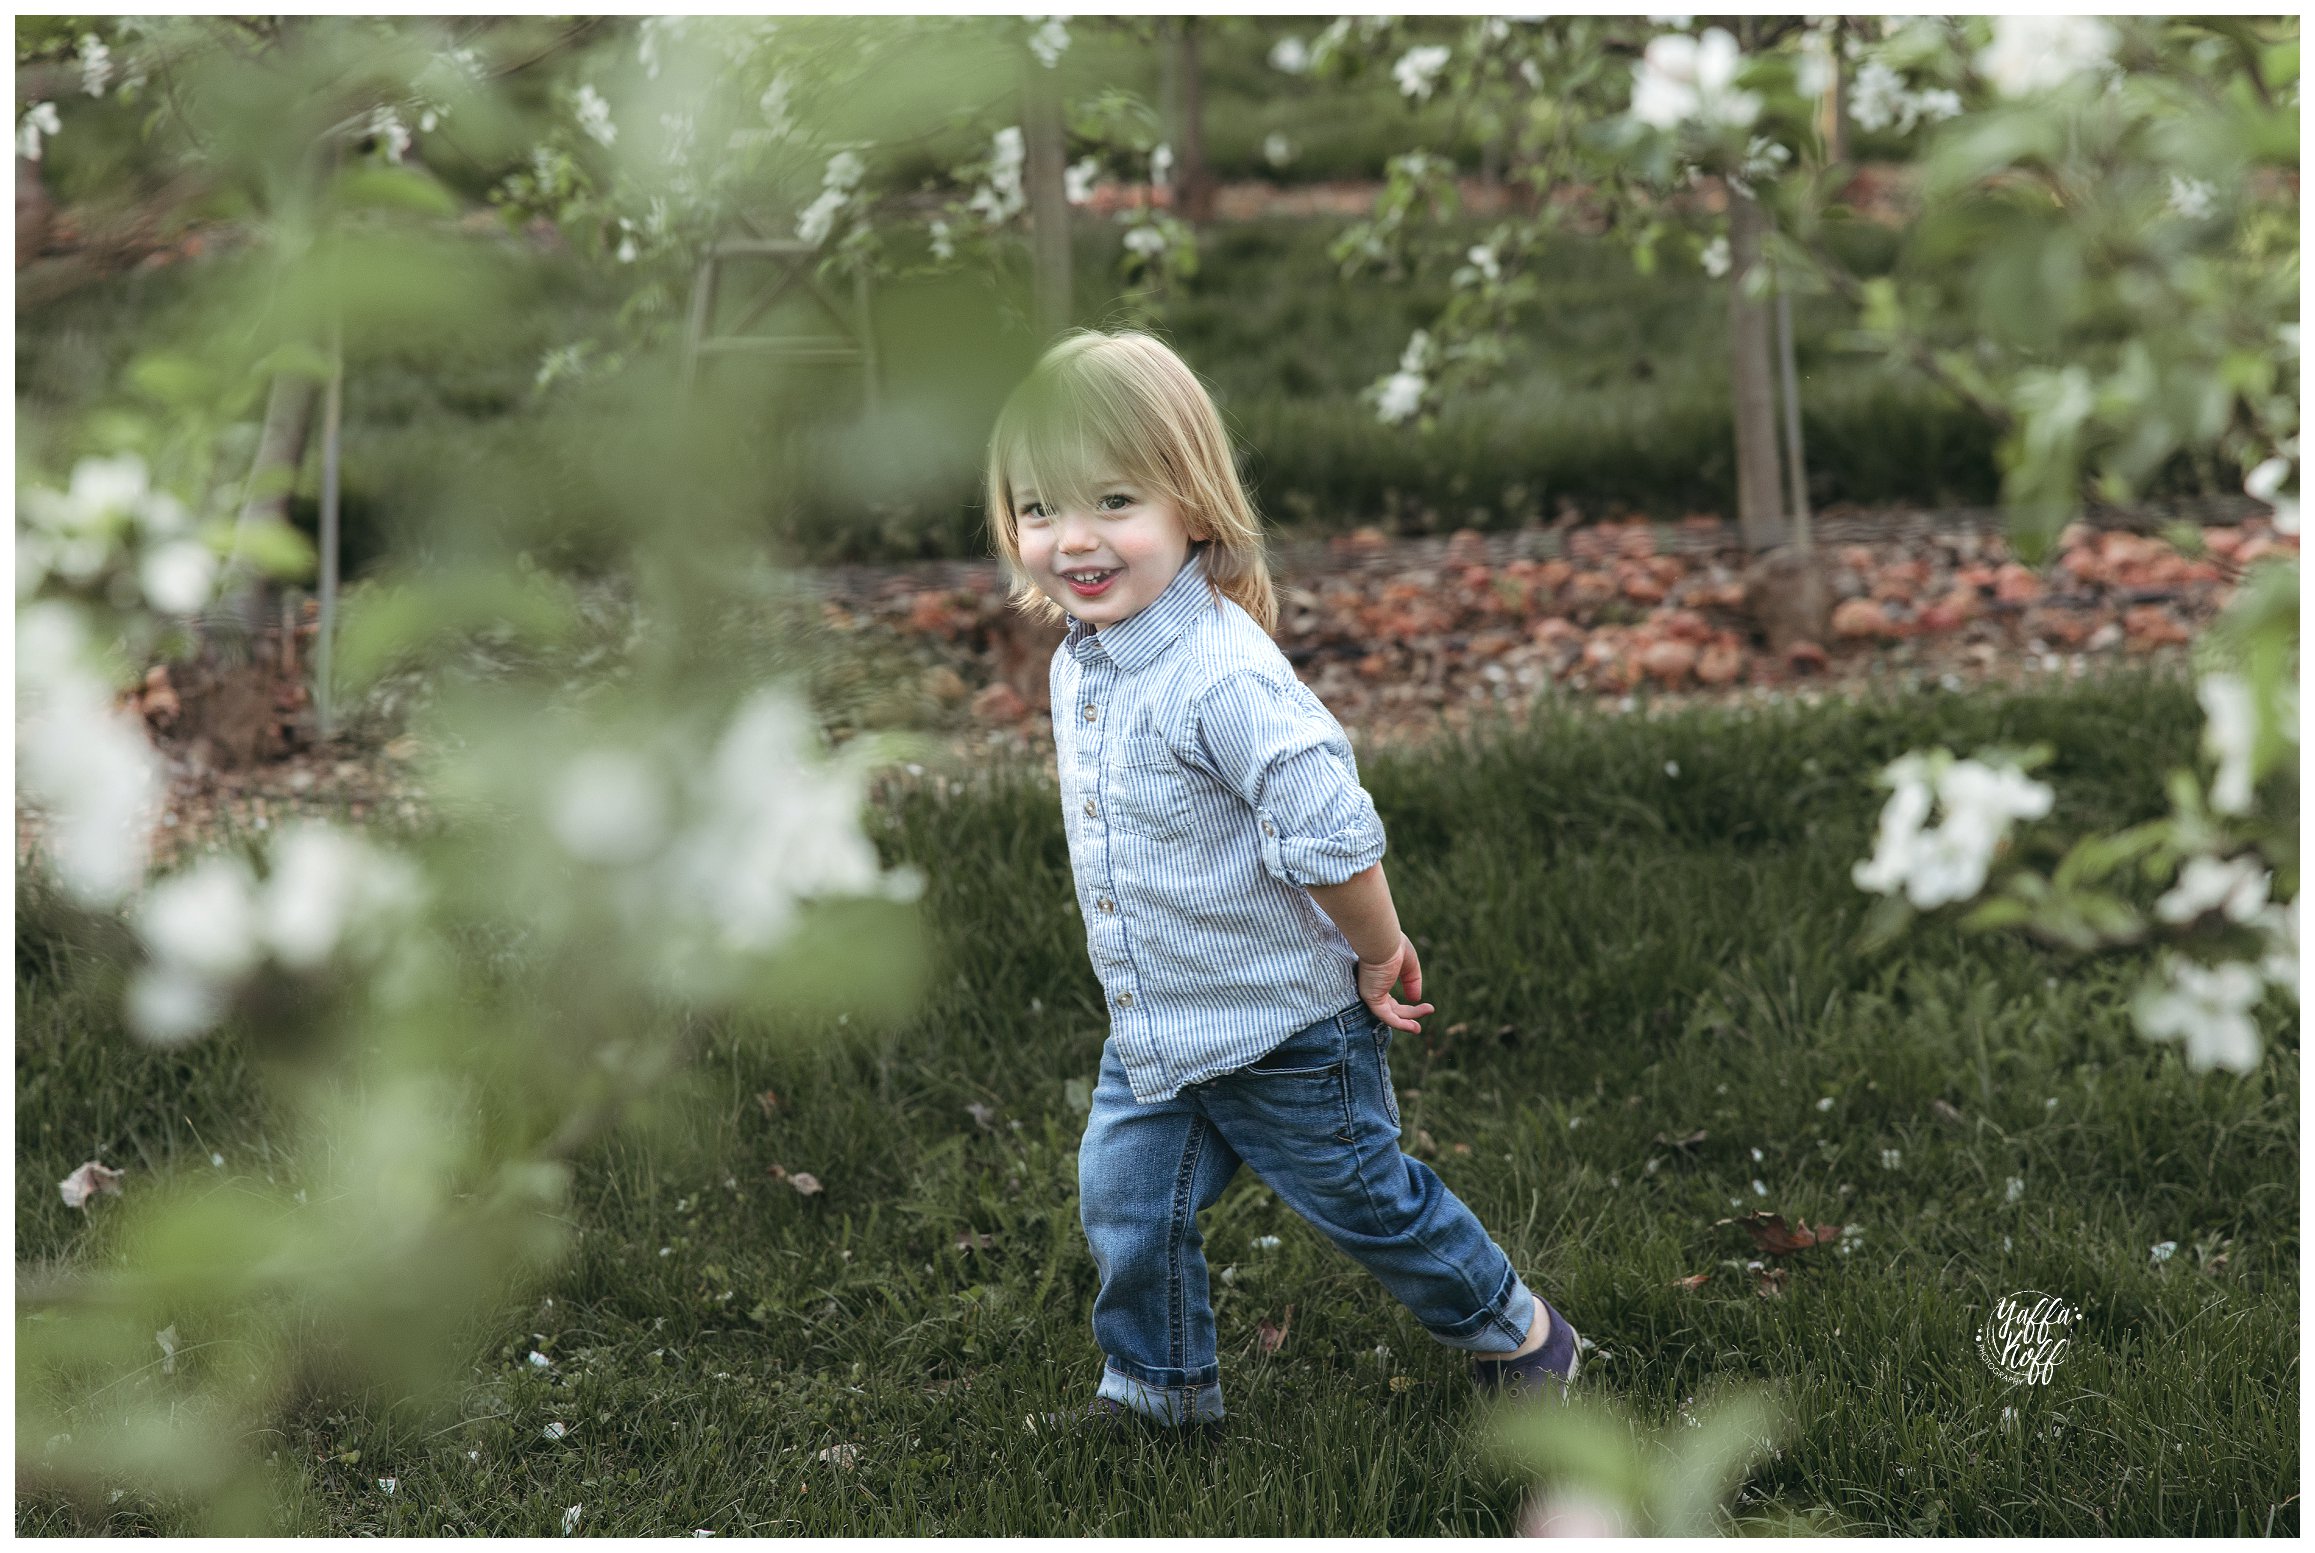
[1170,19,1214,224]
[208,371,320,647]
[1727,187,1786,552]
[1821,26,1847,164]
[1022,55,1071,340]
[16,154,52,268]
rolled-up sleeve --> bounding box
[1186,669,1386,888]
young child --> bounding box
[988,330,1580,1436]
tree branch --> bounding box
[1798,235,2015,432]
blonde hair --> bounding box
[986,329,1276,633]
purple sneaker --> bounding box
[1470,1296,1581,1400]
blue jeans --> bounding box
[1077,1001,1538,1424]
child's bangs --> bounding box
[994,360,1176,520]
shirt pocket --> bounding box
[1105,731,1192,843]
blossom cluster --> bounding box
[1852,749,2054,909]
[127,824,429,1045]
[1629,28,1760,134]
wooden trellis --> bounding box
[678,230,879,407]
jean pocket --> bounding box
[1370,1020,1401,1129]
[1244,1020,1344,1077]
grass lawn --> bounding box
[15,672,2298,1535]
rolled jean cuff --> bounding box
[1098,1362,1226,1425]
[1422,1266,1537,1355]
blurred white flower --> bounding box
[2149,1239,2178,1263]
[822,150,865,193]
[1269,35,1309,74]
[2166,174,2216,221]
[136,855,263,981]
[259,822,425,971]
[928,218,954,262]
[2255,898,2297,1000]
[139,539,218,614]
[366,106,410,163]
[78,33,112,97]
[1977,16,2115,98]
[2155,853,2271,925]
[1376,372,1425,425]
[1521,1488,1631,1538]
[1394,44,1451,102]
[551,749,671,866]
[126,963,227,1047]
[1465,244,1501,283]
[1699,234,1730,278]
[1263,132,1296,169]
[1149,141,1174,187]
[2004,1176,2024,1204]
[796,188,847,247]
[2197,674,2258,815]
[18,100,61,162]
[1847,60,1961,136]
[2243,454,2297,536]
[1064,155,1100,205]
[1794,30,1834,100]
[1630,27,1758,131]
[562,1505,583,1535]
[2134,955,2266,1072]
[17,604,164,908]
[968,126,1026,224]
[1027,16,1069,69]
[574,84,617,147]
[1251,1234,1282,1251]
[1880,1148,1902,1170]
[1852,750,2051,909]
[1122,223,1169,259]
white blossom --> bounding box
[1394,45,1452,102]
[1269,35,1310,74]
[1149,141,1174,188]
[1397,328,1434,377]
[16,604,163,907]
[551,749,671,866]
[2197,674,2259,815]
[563,1505,583,1535]
[366,107,410,164]
[2255,898,2297,1000]
[126,963,227,1047]
[78,33,112,97]
[1263,132,1297,169]
[928,219,954,262]
[1063,155,1100,206]
[2166,174,2216,221]
[1375,371,1425,425]
[139,539,217,614]
[1465,244,1500,283]
[1795,30,1834,100]
[2133,955,2266,1073]
[2244,454,2297,536]
[968,126,1026,225]
[1122,223,1168,259]
[18,101,60,162]
[136,856,264,982]
[1699,234,1731,278]
[258,822,425,971]
[796,188,847,247]
[1977,16,2116,98]
[1027,16,1070,70]
[1630,27,1758,131]
[2155,853,2271,926]
[1852,750,2052,909]
[574,84,617,148]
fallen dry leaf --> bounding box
[1754,1265,1790,1298]
[59,1160,124,1209]
[1671,1271,1712,1291]
[754,1089,782,1119]
[954,1230,996,1254]
[965,1101,997,1131]
[1713,1210,1843,1256]
[1653,1128,1708,1152]
[817,1443,859,1470]
[1929,1098,1967,1126]
[1256,1304,1295,1356]
[767,1164,823,1197]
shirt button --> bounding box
[1116,991,1134,1007]
[1083,704,1098,722]
[1083,798,1098,818]
[1098,896,1115,913]
[1260,820,1276,836]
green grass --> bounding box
[16,671,2298,1535]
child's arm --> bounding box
[1309,862,1437,1034]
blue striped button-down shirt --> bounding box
[1050,547,1388,1103]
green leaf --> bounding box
[332,165,460,218]
[1856,894,1915,954]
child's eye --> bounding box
[1097,492,1134,512]
[1018,502,1050,522]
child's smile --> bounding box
[1012,467,1197,628]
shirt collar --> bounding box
[1062,546,1215,672]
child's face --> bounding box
[1011,464,1198,628]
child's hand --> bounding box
[1357,932,1437,1034]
